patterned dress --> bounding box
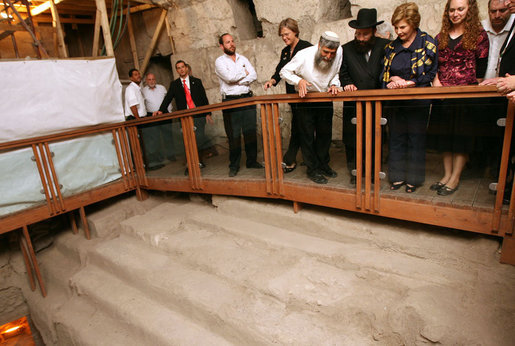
[429,30,489,154]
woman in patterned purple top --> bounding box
[429,0,489,196]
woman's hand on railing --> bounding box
[263,79,276,90]
[432,74,442,87]
[387,76,414,89]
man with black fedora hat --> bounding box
[339,8,390,184]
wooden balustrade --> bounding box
[1,86,514,296]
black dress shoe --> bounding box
[229,167,239,177]
[437,185,458,196]
[319,166,337,178]
[246,162,264,169]
[405,184,418,193]
[307,172,328,184]
[185,162,206,175]
[147,163,165,171]
[430,182,445,191]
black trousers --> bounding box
[222,102,258,169]
[387,101,430,186]
[282,103,301,166]
[296,102,333,175]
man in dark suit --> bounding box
[156,60,213,170]
[497,0,515,100]
[339,8,390,184]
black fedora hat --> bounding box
[348,8,384,29]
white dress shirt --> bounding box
[215,53,257,96]
[124,81,147,117]
[482,14,515,79]
[280,45,342,92]
[142,84,168,113]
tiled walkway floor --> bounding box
[147,143,501,210]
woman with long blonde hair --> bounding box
[430,0,489,196]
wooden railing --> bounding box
[1,86,514,296]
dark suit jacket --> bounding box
[159,76,210,114]
[499,21,515,76]
[339,37,390,90]
[271,39,312,94]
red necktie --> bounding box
[183,79,195,109]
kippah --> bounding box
[321,31,340,42]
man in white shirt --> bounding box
[124,68,164,171]
[280,31,342,184]
[215,33,262,177]
[481,0,514,81]
[141,73,175,165]
[125,68,146,120]
[142,73,169,115]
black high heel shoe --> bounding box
[390,181,406,190]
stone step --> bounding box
[183,210,475,286]
[86,233,356,345]
[52,296,146,346]
[22,244,82,345]
[211,196,499,267]
[86,194,182,238]
[69,264,233,346]
[120,218,405,340]
[119,201,212,246]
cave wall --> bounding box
[146,0,488,140]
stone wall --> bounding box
[142,0,490,140]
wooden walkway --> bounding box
[146,144,500,212]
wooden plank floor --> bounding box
[147,143,501,211]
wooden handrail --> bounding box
[0,86,500,151]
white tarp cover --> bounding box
[0,57,124,142]
[0,58,125,217]
[0,133,122,216]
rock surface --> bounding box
[14,193,515,345]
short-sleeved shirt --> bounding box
[124,82,147,117]
[436,30,489,86]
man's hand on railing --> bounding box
[344,84,357,92]
[507,91,515,104]
[298,79,311,98]
[153,111,163,116]
[497,74,515,95]
[480,77,501,86]
[328,85,340,95]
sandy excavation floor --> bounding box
[16,193,515,345]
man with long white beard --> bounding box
[280,31,342,184]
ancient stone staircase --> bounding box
[19,194,515,345]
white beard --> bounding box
[314,50,334,71]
